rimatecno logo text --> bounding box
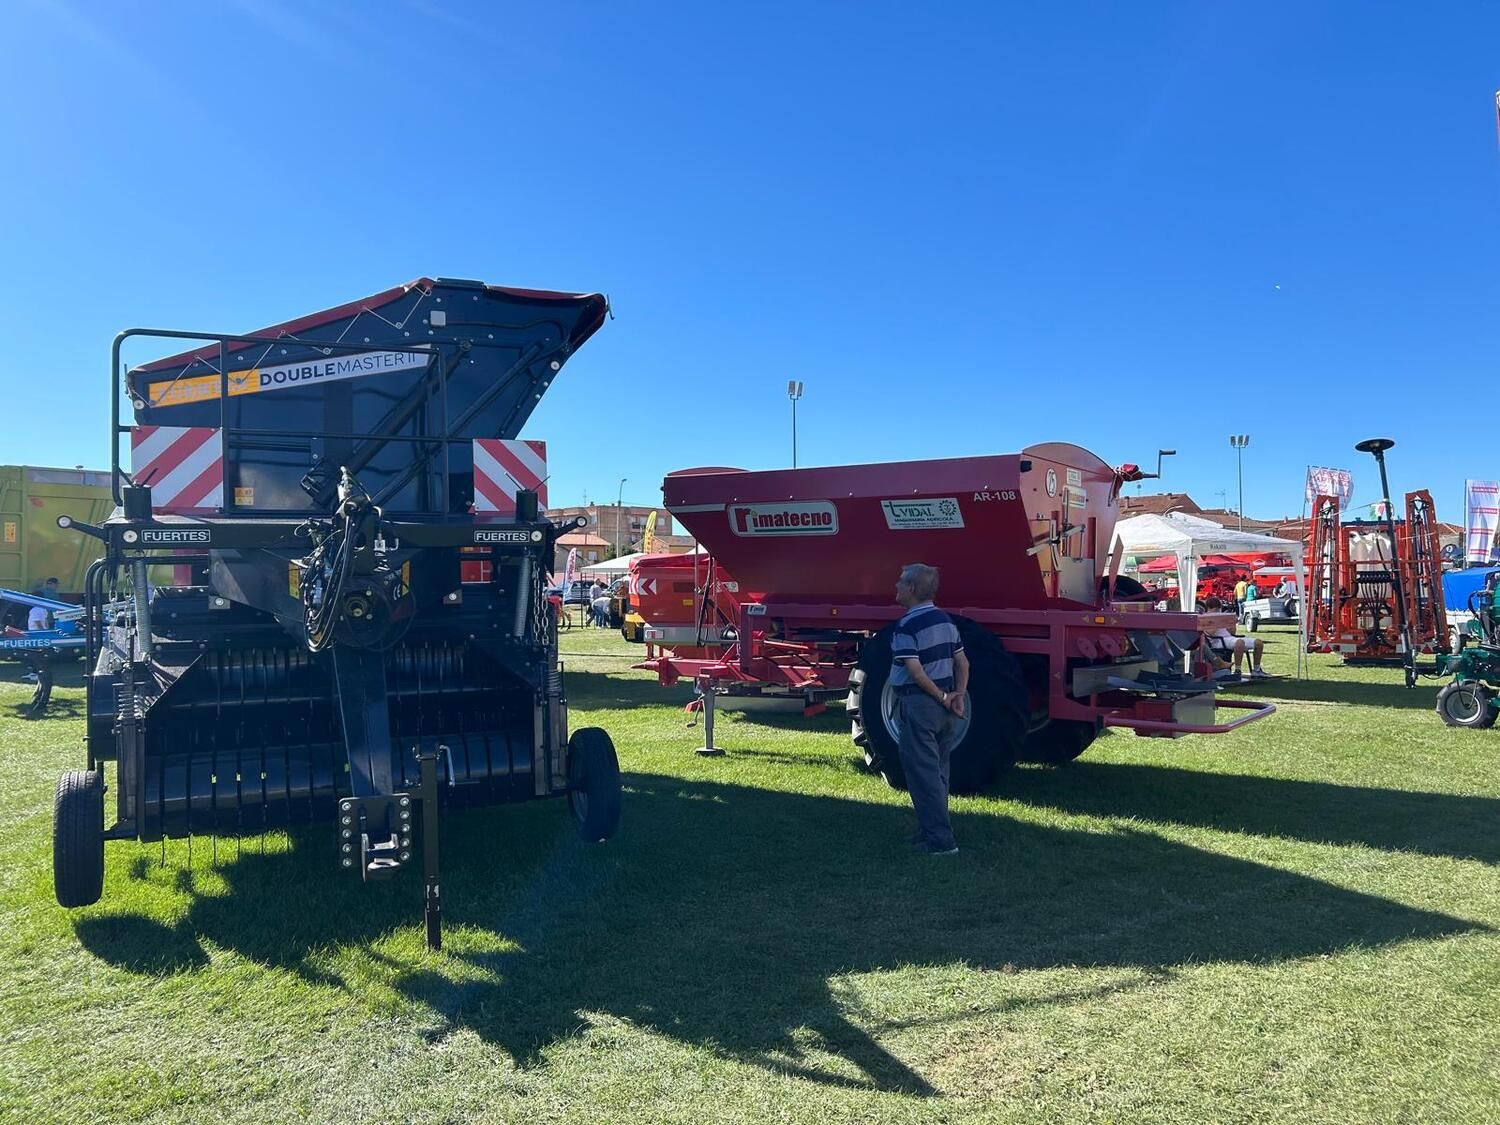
[729,501,839,536]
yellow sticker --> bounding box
[234,486,255,506]
[149,372,257,407]
[2,521,15,544]
[288,563,300,598]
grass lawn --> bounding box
[1,624,1497,1123]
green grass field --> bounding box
[1,625,1497,1123]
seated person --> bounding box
[1200,597,1266,678]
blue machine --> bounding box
[1441,566,1500,615]
[0,589,85,658]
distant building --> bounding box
[546,505,685,567]
[1122,492,1291,540]
[649,533,698,554]
[1118,492,1203,518]
[552,531,611,574]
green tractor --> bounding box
[1434,571,1500,728]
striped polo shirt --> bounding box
[890,602,963,695]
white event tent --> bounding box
[580,545,708,578]
[1111,513,1308,674]
[578,552,647,577]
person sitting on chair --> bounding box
[1200,597,1266,678]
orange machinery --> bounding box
[1305,490,1447,663]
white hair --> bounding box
[899,563,939,601]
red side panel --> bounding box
[664,444,1119,611]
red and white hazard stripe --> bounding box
[473,439,547,514]
[131,426,223,513]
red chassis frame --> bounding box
[643,597,1272,737]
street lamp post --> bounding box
[787,380,804,468]
[1229,435,1250,531]
[1355,438,1416,688]
[616,477,628,558]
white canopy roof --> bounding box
[1112,513,1303,563]
[1111,512,1307,663]
[579,552,646,575]
[579,545,707,576]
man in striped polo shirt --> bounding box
[891,563,969,856]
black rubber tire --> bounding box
[850,617,1028,794]
[1019,719,1097,764]
[1246,616,1259,632]
[1436,681,1497,729]
[568,727,622,841]
[54,769,104,908]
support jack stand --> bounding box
[416,746,443,950]
[694,676,726,757]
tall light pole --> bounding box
[787,380,804,468]
[616,477,628,557]
[1229,435,1250,531]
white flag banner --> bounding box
[1305,466,1354,509]
[1465,480,1500,564]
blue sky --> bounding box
[3,1,1497,521]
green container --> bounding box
[0,465,114,597]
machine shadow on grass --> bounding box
[1004,760,1500,864]
[73,771,1487,1096]
[561,668,696,711]
[1234,676,1441,711]
[1,663,87,720]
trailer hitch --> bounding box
[337,794,413,880]
[334,749,444,951]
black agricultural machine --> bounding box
[51,278,621,948]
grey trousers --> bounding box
[898,692,957,850]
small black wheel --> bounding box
[1019,719,1097,764]
[1246,616,1259,632]
[1436,681,1496,729]
[568,728,622,841]
[54,769,105,908]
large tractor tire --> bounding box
[1435,681,1497,729]
[54,769,105,908]
[568,727,623,841]
[849,618,1028,794]
[1019,719,1097,765]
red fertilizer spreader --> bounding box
[638,442,1272,792]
